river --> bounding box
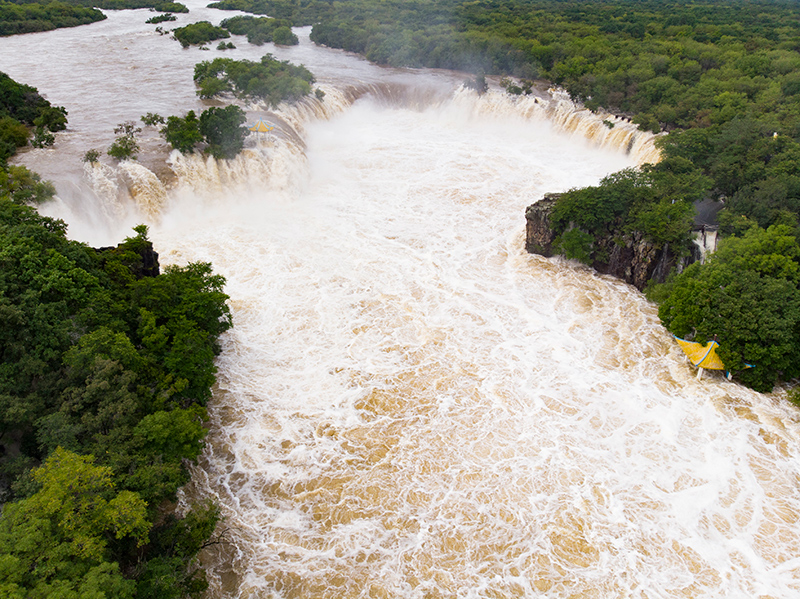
[3,3,800,598]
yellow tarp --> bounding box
[249,120,274,133]
[675,337,726,370]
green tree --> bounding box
[199,105,248,159]
[0,164,55,204]
[160,110,204,154]
[0,448,148,598]
[272,25,298,45]
[656,224,800,391]
[107,122,141,161]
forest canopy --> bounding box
[0,0,105,36]
[194,54,315,106]
[0,201,231,596]
[0,72,234,595]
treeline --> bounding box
[0,0,104,35]
[0,73,231,597]
[0,71,67,161]
[3,0,187,10]
[208,0,333,27]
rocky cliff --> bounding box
[96,240,160,278]
[525,193,700,291]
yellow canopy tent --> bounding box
[249,119,274,134]
[675,337,726,370]
[674,336,754,380]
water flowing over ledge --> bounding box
[85,84,659,218]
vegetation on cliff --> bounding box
[1,71,68,161]
[0,202,230,596]
[0,77,230,596]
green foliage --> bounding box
[220,14,297,45]
[173,20,230,48]
[554,228,594,264]
[83,148,100,163]
[146,12,176,24]
[198,106,248,159]
[0,0,106,36]
[31,126,54,148]
[549,156,711,265]
[194,54,314,106]
[0,448,147,598]
[208,0,332,26]
[272,24,297,45]
[160,110,203,154]
[141,112,165,127]
[0,72,68,160]
[107,121,141,161]
[33,105,67,132]
[153,1,187,11]
[0,115,29,161]
[0,200,231,592]
[655,225,800,391]
[0,164,55,204]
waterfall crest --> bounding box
[82,82,659,221]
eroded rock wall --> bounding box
[525,195,699,292]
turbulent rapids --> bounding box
[3,4,800,598]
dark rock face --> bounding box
[96,242,160,278]
[525,195,695,292]
[524,194,560,256]
[134,242,160,278]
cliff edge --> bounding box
[525,194,701,292]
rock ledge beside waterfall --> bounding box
[525,194,717,292]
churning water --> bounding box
[3,3,800,597]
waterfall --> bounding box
[3,10,798,597]
[82,83,659,222]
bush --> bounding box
[146,13,177,24]
[107,121,141,161]
[83,148,101,163]
[272,25,298,45]
[160,110,204,154]
[141,112,165,126]
[173,21,229,48]
[199,105,248,159]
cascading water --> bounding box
[3,3,800,598]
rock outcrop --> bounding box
[96,241,160,278]
[525,194,700,292]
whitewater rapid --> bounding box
[3,3,800,598]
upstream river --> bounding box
[3,3,800,597]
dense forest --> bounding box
[1,73,231,596]
[0,0,105,35]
